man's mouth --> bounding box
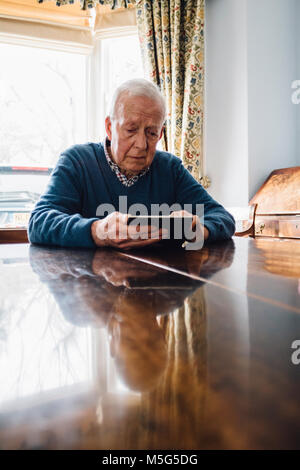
[128,156,146,159]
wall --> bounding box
[247,0,298,198]
[205,0,249,207]
[297,0,300,165]
[205,0,299,206]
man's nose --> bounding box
[134,130,147,150]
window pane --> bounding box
[103,34,143,106]
[0,42,87,167]
[0,43,88,227]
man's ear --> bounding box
[159,126,164,140]
[105,116,112,141]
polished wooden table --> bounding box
[0,237,299,450]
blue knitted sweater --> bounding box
[28,142,235,248]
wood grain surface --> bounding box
[0,239,299,449]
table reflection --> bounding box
[28,246,205,394]
[10,242,296,449]
[0,243,236,449]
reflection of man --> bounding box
[29,246,201,392]
[29,244,234,392]
[28,78,235,250]
[107,292,168,392]
[29,246,202,326]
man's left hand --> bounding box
[170,210,209,241]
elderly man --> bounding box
[28,79,235,250]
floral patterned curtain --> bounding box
[37,0,134,10]
[135,0,210,187]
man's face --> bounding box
[105,94,164,175]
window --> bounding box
[0,31,144,228]
[0,42,88,167]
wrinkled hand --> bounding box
[91,212,167,250]
[170,210,209,242]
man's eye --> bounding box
[147,130,158,137]
[127,129,136,133]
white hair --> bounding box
[109,78,166,121]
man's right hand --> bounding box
[91,212,166,250]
